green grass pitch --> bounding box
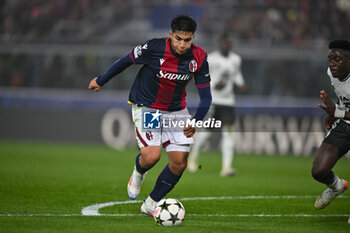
[0,140,350,233]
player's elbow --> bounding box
[201,92,212,104]
[207,95,212,105]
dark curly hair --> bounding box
[329,40,350,51]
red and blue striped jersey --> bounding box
[128,37,211,111]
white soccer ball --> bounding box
[153,198,185,227]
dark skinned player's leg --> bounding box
[312,142,341,184]
[312,142,348,209]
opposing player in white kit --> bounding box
[311,40,350,221]
[188,34,247,176]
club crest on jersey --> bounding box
[189,60,198,72]
[145,131,153,141]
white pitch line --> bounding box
[180,195,350,201]
[181,195,314,201]
[0,213,143,217]
[0,214,82,217]
[188,214,350,217]
[81,195,350,216]
[0,213,349,218]
[81,200,142,216]
[1,195,349,218]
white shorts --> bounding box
[132,104,194,152]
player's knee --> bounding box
[178,161,187,171]
[140,149,161,167]
[140,147,160,168]
[311,166,328,181]
[170,160,187,173]
[143,155,160,167]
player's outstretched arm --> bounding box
[89,77,101,92]
[89,53,133,91]
[318,90,336,116]
[318,90,350,121]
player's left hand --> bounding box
[240,84,248,93]
[324,115,335,130]
[318,90,336,116]
[183,125,195,138]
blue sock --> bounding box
[135,153,148,174]
[149,164,181,202]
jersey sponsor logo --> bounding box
[133,45,142,58]
[159,58,166,65]
[189,60,198,72]
[142,43,148,50]
[156,70,192,81]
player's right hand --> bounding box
[214,80,226,90]
[89,77,101,92]
[318,90,336,116]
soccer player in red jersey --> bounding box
[89,14,212,216]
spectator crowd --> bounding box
[0,0,349,98]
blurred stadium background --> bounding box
[1,0,350,156]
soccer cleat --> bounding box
[314,179,348,210]
[220,168,236,177]
[127,166,147,200]
[187,160,198,173]
[140,198,157,216]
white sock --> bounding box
[145,196,157,205]
[221,127,234,171]
[329,175,343,192]
[188,131,210,164]
[132,166,143,184]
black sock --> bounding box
[149,164,181,202]
[135,153,148,174]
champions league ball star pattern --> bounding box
[153,198,185,227]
